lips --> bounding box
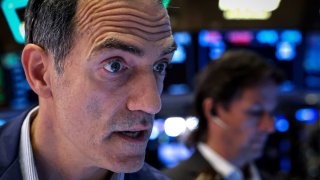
[121,131,143,138]
[114,129,150,142]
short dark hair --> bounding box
[25,0,78,73]
[24,0,166,74]
[187,49,285,147]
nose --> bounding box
[258,112,275,133]
[127,69,162,114]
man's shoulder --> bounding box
[125,163,169,180]
[162,150,219,180]
[0,107,33,179]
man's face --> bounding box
[217,81,278,165]
[48,0,175,173]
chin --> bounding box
[111,154,145,173]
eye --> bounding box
[153,61,168,75]
[245,109,264,117]
[104,59,126,73]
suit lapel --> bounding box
[186,150,223,179]
[0,109,31,180]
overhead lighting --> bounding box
[219,0,281,20]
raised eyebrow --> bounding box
[161,41,177,56]
[92,38,144,57]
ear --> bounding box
[21,44,53,98]
[202,98,214,124]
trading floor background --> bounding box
[1,0,320,179]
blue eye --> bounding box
[153,61,168,75]
[104,60,125,73]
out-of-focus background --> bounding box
[0,0,319,179]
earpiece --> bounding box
[211,116,229,129]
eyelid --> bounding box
[153,60,169,74]
[103,57,128,73]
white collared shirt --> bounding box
[19,106,124,180]
[197,143,261,180]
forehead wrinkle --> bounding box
[81,10,171,43]
[91,4,166,21]
[77,1,167,32]
[89,13,169,29]
[89,21,171,37]
[89,27,172,43]
[77,1,100,29]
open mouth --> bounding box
[121,131,143,138]
[115,130,148,142]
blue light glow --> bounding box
[171,44,186,64]
[158,143,192,168]
[199,30,222,47]
[0,119,5,126]
[275,115,289,132]
[305,76,320,88]
[2,53,20,69]
[1,0,28,44]
[167,84,190,95]
[209,42,225,60]
[276,42,296,61]
[150,125,159,140]
[280,81,295,92]
[281,30,302,44]
[11,98,28,109]
[256,30,278,45]
[304,33,320,74]
[174,32,192,46]
[280,157,291,172]
[295,108,318,123]
[150,120,163,140]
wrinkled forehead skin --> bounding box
[75,0,172,44]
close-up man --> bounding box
[164,50,285,180]
[0,0,176,179]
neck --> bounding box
[206,128,248,169]
[30,105,111,180]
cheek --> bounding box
[157,77,164,93]
[85,96,105,120]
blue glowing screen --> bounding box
[295,108,318,123]
[275,115,290,132]
[171,32,192,64]
[281,30,302,44]
[158,143,192,168]
[256,30,278,45]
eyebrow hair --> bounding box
[161,41,177,56]
[92,37,177,57]
[93,38,144,56]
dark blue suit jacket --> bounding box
[0,109,168,180]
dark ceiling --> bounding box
[1,0,320,53]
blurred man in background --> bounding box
[164,49,285,180]
[0,0,176,179]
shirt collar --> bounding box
[19,106,40,180]
[197,143,261,180]
[19,106,125,180]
